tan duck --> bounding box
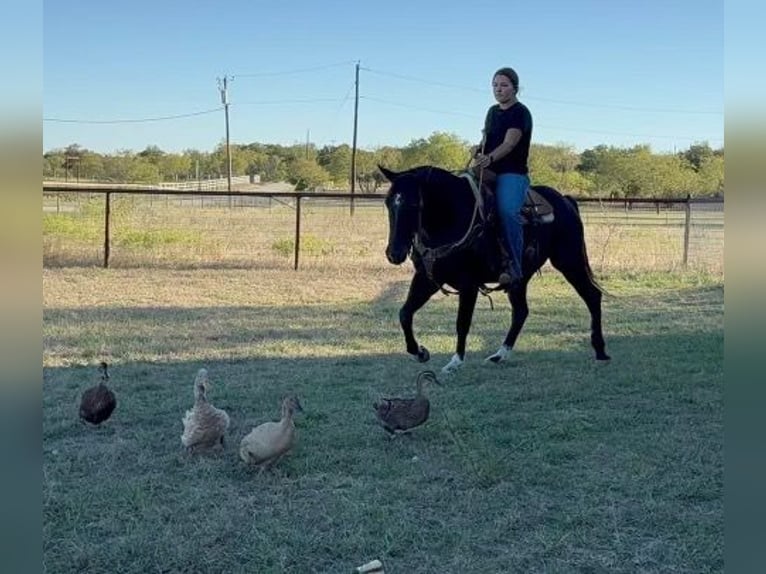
[79,361,117,425]
[373,370,441,436]
[181,368,230,452]
[239,396,303,471]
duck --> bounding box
[79,361,117,425]
[373,370,441,436]
[181,368,230,452]
[239,396,303,472]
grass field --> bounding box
[43,262,723,573]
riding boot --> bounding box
[497,244,517,286]
[498,266,520,287]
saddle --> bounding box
[415,170,552,288]
[462,169,554,225]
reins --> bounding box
[410,169,503,299]
[412,180,484,267]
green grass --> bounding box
[272,234,336,257]
[43,266,723,573]
[115,228,203,249]
[43,213,101,242]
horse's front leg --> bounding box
[486,280,530,363]
[400,271,440,363]
[442,285,479,375]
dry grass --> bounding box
[43,194,724,276]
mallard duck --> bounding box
[239,396,303,471]
[79,361,117,425]
[373,370,441,436]
[181,368,230,452]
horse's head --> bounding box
[380,165,421,265]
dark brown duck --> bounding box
[79,361,116,425]
[373,370,440,435]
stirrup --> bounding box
[498,268,522,288]
[498,272,513,285]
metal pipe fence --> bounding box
[42,186,723,276]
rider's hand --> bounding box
[471,153,492,169]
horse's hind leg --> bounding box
[400,271,440,362]
[553,263,610,361]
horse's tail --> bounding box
[567,194,610,297]
[583,246,610,296]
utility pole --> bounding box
[350,60,360,216]
[218,76,233,202]
[306,129,310,159]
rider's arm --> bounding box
[488,127,522,163]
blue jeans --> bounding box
[495,173,529,278]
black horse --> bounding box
[380,165,609,374]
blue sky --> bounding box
[43,0,723,155]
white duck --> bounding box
[181,368,230,452]
[239,396,303,472]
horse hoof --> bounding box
[417,346,430,363]
[441,354,464,375]
[485,345,511,364]
[596,353,611,362]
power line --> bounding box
[362,95,720,142]
[336,80,356,111]
[361,67,483,94]
[232,60,356,79]
[362,66,722,116]
[527,96,722,115]
[360,95,479,119]
[43,107,223,124]
[234,97,346,106]
[534,123,723,143]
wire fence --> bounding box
[42,187,723,276]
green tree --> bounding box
[127,157,161,183]
[355,149,383,192]
[317,144,352,187]
[529,144,592,195]
[695,154,725,196]
[138,145,165,164]
[374,146,403,173]
[400,132,470,170]
[287,158,330,190]
[79,152,105,181]
[680,142,715,172]
[159,153,191,181]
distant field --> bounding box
[42,194,723,276]
[43,263,723,573]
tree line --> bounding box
[43,132,723,198]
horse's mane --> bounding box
[409,165,460,188]
[399,166,471,205]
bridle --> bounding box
[409,169,487,286]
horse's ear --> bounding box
[378,165,398,182]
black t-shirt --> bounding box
[483,101,533,175]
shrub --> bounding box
[271,235,335,257]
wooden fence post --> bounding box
[682,193,691,268]
[294,195,302,270]
[104,192,111,268]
